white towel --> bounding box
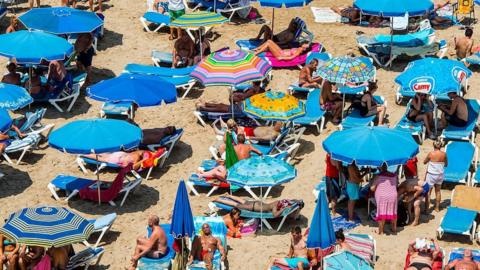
[310,7,345,23]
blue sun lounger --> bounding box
[236,17,313,51]
[464,53,480,65]
[444,141,477,185]
[394,100,426,144]
[293,89,325,133]
[137,224,176,270]
[188,216,227,270]
[66,246,105,270]
[287,53,332,95]
[339,96,386,130]
[124,64,195,77]
[438,207,477,241]
[440,99,480,143]
[209,196,302,231]
[140,11,171,33]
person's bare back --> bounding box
[452,97,468,121]
[454,28,474,59]
[150,225,168,254]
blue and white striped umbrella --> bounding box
[0,206,94,248]
[317,56,375,85]
[227,156,296,187]
[0,83,33,110]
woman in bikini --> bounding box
[407,238,440,270]
[84,149,165,170]
[253,40,311,61]
[407,93,435,139]
[223,207,244,238]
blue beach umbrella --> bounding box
[306,190,335,250]
[227,156,296,187]
[0,206,94,248]
[171,180,195,238]
[0,83,33,110]
[87,74,177,107]
[395,58,472,97]
[19,7,103,35]
[324,251,373,270]
[323,126,419,167]
[48,118,142,154]
[0,109,12,133]
[353,0,434,17]
[0,30,73,64]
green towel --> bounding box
[225,132,240,192]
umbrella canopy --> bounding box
[87,74,177,107]
[323,126,419,167]
[170,11,227,28]
[324,251,373,270]
[227,156,296,187]
[191,50,272,86]
[19,7,103,35]
[243,91,305,121]
[48,118,142,154]
[0,206,94,248]
[0,83,33,110]
[171,181,195,238]
[395,58,472,96]
[353,0,434,17]
[306,190,336,249]
[317,56,375,85]
[0,30,73,64]
[259,0,311,8]
[0,109,12,133]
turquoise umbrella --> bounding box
[317,56,375,85]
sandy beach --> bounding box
[0,0,479,269]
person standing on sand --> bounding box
[370,164,398,235]
[424,140,447,213]
[346,162,366,221]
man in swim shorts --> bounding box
[438,92,468,128]
[130,215,168,270]
[346,162,366,221]
[189,223,225,270]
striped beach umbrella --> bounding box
[0,206,94,248]
[192,49,271,86]
[243,91,305,121]
[170,11,227,28]
[317,56,375,85]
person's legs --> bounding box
[254,40,283,57]
[434,184,441,212]
[89,0,94,11]
[97,0,103,12]
[29,0,33,8]
[203,252,213,270]
[377,219,385,235]
[412,198,421,226]
[297,260,305,270]
[0,143,6,155]
[198,166,227,180]
[348,199,356,221]
[391,218,397,234]
[332,101,343,123]
[376,105,386,125]
[300,82,320,88]
[416,114,432,137]
[255,25,272,42]
[426,186,432,213]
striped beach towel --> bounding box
[344,235,375,263]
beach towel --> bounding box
[310,7,345,23]
[345,235,375,263]
[332,210,360,232]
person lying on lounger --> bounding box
[220,119,283,143]
[266,226,316,270]
[445,249,480,270]
[358,81,386,125]
[253,40,311,61]
[331,6,361,24]
[223,207,244,238]
[2,63,21,86]
[189,223,226,270]
[214,195,304,219]
[397,177,429,226]
[438,92,468,128]
[320,80,342,124]
[252,18,300,48]
[406,238,440,270]
[141,126,176,145]
[130,215,168,270]
[408,93,435,139]
[83,148,165,170]
[299,59,322,88]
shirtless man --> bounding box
[18,245,45,270]
[266,226,315,270]
[299,59,322,88]
[445,249,480,270]
[48,245,71,270]
[346,162,366,221]
[0,234,19,270]
[253,19,299,48]
[424,141,447,213]
[438,92,468,128]
[406,238,440,270]
[398,177,429,226]
[189,223,226,270]
[2,63,20,86]
[320,80,342,124]
[331,6,361,24]
[142,126,176,145]
[130,215,168,270]
[173,30,195,68]
[233,134,263,160]
[454,28,474,59]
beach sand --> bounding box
[0,0,479,269]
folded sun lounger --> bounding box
[292,89,326,133]
[208,197,302,231]
[440,99,480,143]
[444,141,477,185]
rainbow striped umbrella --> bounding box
[0,206,94,248]
[170,11,227,28]
[317,56,375,84]
[243,91,305,121]
[192,49,272,86]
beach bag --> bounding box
[33,254,51,270]
[397,202,410,226]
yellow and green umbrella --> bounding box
[243,91,305,121]
[170,11,227,28]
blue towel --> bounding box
[332,210,361,232]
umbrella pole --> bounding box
[96,154,101,205]
[28,67,32,109]
[231,88,234,119]
[271,8,275,33]
[434,100,438,137]
[341,94,345,119]
[260,187,263,232]
[389,19,393,69]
